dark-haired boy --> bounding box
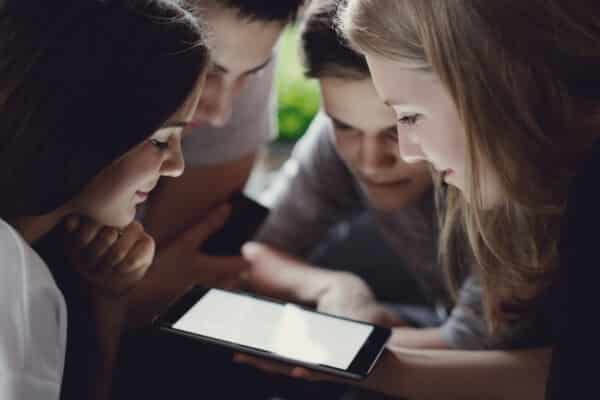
[131,0,307,324]
[248,0,538,354]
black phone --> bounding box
[200,192,269,256]
[154,285,391,380]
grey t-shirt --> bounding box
[255,112,539,350]
[181,58,277,166]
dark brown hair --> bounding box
[300,0,369,80]
[0,0,209,218]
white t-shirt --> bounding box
[0,218,67,400]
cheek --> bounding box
[196,77,221,106]
[333,133,360,166]
[423,121,466,167]
[77,147,162,222]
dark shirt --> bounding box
[548,140,600,398]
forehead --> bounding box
[205,8,284,75]
[320,77,396,133]
[365,53,438,107]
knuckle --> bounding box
[141,236,156,253]
[109,249,127,265]
[129,221,143,232]
[118,258,134,272]
[99,228,118,245]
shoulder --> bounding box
[0,219,27,291]
[0,219,66,396]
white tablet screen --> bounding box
[173,289,373,370]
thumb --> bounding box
[180,203,231,245]
[242,241,292,264]
[241,241,269,262]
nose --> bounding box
[396,126,427,163]
[202,79,237,128]
[360,135,394,177]
[160,138,185,178]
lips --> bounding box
[362,176,412,187]
[136,182,157,200]
[441,169,454,181]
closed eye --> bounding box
[383,127,399,142]
[398,114,422,126]
[150,138,169,150]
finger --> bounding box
[242,242,308,271]
[74,217,103,247]
[117,235,155,275]
[233,354,296,376]
[65,218,102,271]
[181,203,231,245]
[98,236,154,295]
[103,222,143,268]
[241,242,312,299]
[290,367,319,381]
[85,227,120,271]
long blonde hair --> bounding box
[339,0,600,329]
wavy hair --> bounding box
[339,0,600,328]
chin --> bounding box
[368,196,408,212]
[101,209,136,228]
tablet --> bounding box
[154,286,391,380]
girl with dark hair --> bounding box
[0,1,208,398]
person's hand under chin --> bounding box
[64,216,155,300]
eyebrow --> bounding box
[211,55,273,77]
[328,115,354,130]
[160,121,189,129]
[328,114,395,133]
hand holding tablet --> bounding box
[154,286,391,380]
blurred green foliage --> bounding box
[276,27,321,142]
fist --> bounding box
[65,216,155,297]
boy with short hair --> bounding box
[248,0,534,352]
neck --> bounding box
[9,207,69,245]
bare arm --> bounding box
[88,296,127,400]
[143,152,256,244]
[235,342,551,400]
[387,327,447,349]
[363,346,552,400]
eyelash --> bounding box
[384,128,399,142]
[150,138,169,150]
[398,114,422,126]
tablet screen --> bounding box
[173,289,374,370]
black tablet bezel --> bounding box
[154,285,391,380]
